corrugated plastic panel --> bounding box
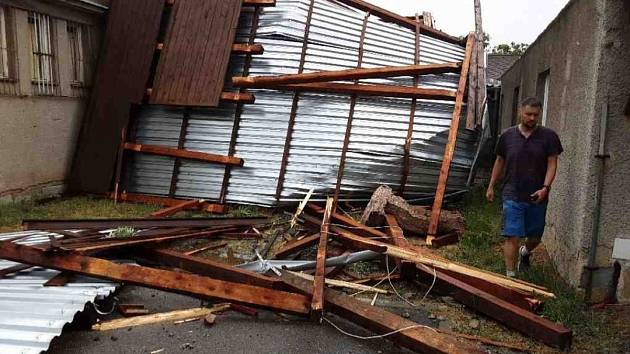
[123,0,477,206]
[0,231,117,354]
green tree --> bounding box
[491,42,529,56]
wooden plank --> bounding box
[242,0,275,6]
[384,214,416,278]
[429,232,460,248]
[281,270,482,354]
[0,242,309,315]
[72,227,236,253]
[427,33,475,242]
[333,0,462,45]
[269,82,456,100]
[415,264,572,349]
[92,305,231,331]
[23,217,266,230]
[44,272,74,286]
[124,142,244,166]
[273,233,320,259]
[288,271,388,294]
[150,0,243,106]
[231,43,264,54]
[232,62,461,87]
[71,0,165,193]
[0,264,32,277]
[151,199,201,218]
[184,242,228,255]
[307,203,388,240]
[113,193,225,214]
[220,91,255,103]
[312,197,334,318]
[141,248,284,290]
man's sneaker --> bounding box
[518,246,530,271]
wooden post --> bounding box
[312,197,334,319]
[426,33,475,245]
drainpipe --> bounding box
[584,97,610,301]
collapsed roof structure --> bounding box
[71,0,484,232]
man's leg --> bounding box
[519,203,547,269]
[501,200,526,277]
[504,237,520,276]
[525,237,541,252]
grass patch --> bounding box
[444,187,622,352]
[0,195,160,232]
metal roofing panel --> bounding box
[0,231,117,354]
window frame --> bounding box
[28,11,58,96]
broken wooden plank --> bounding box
[22,217,267,230]
[426,33,475,243]
[124,142,244,166]
[92,304,231,331]
[0,242,309,315]
[150,199,202,218]
[271,82,457,100]
[429,232,460,248]
[415,264,572,349]
[140,248,284,290]
[312,197,334,318]
[233,62,462,87]
[384,214,416,278]
[273,233,320,259]
[184,242,228,256]
[117,303,150,317]
[280,270,483,354]
[288,271,388,294]
[43,272,74,286]
[231,43,264,54]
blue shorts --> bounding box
[501,199,547,238]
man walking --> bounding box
[486,97,563,277]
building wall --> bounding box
[0,1,104,201]
[499,0,630,302]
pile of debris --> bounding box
[0,194,572,353]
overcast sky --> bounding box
[367,0,570,47]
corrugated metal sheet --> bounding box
[0,231,117,354]
[72,0,165,193]
[124,0,477,206]
[150,0,243,106]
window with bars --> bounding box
[67,21,95,86]
[29,11,57,96]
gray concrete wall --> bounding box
[499,0,630,301]
[0,96,86,200]
[0,2,104,201]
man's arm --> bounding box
[530,155,558,203]
[486,155,504,202]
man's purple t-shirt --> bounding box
[495,126,563,201]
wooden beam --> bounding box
[312,197,334,318]
[333,0,462,45]
[44,272,74,286]
[281,270,483,354]
[384,214,416,278]
[242,0,275,6]
[0,242,309,315]
[140,248,284,290]
[0,264,32,277]
[232,62,462,87]
[112,193,224,214]
[23,216,266,230]
[288,271,388,294]
[150,199,202,218]
[92,305,231,331]
[123,142,244,166]
[429,232,460,248]
[427,33,475,243]
[414,264,572,349]
[273,233,320,259]
[231,43,264,55]
[266,82,456,100]
[220,92,256,103]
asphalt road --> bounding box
[47,286,424,354]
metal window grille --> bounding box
[68,21,95,97]
[29,11,57,96]
[0,7,9,79]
